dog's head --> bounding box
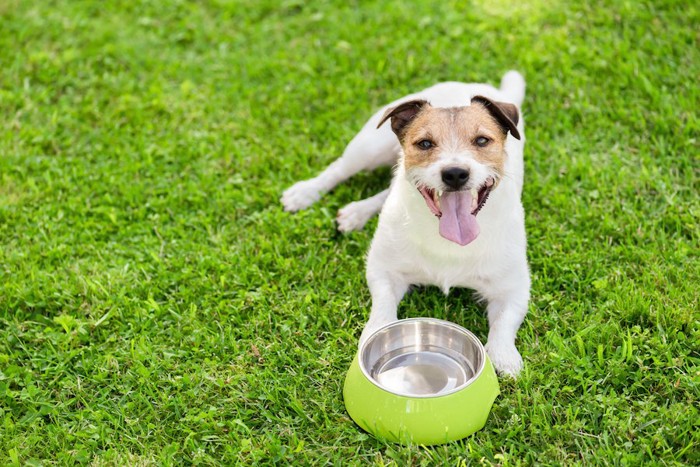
[377,96,520,246]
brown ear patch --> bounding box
[470,95,521,140]
[377,99,430,140]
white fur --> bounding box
[282,71,530,376]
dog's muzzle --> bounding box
[418,177,495,246]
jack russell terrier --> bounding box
[282,71,530,376]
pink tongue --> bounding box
[439,191,479,246]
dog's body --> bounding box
[283,71,530,376]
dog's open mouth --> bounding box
[418,178,495,246]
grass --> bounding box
[0,0,698,464]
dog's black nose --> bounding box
[441,167,469,190]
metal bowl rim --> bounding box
[357,318,487,399]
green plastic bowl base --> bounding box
[343,354,499,445]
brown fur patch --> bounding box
[401,105,509,177]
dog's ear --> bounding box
[377,99,430,140]
[471,95,521,140]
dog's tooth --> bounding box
[470,188,478,198]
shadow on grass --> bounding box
[400,286,490,337]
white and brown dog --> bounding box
[282,71,530,376]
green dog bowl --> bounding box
[343,318,499,445]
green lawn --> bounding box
[1,0,698,464]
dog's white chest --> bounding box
[369,173,520,293]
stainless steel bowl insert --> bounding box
[359,319,485,398]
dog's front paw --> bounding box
[485,341,523,377]
[281,180,322,212]
[337,202,371,232]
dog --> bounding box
[282,71,530,376]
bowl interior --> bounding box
[360,319,485,398]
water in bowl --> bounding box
[370,345,476,396]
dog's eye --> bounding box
[474,136,491,147]
[416,139,434,150]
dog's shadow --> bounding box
[398,286,490,338]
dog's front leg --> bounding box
[358,269,409,347]
[337,188,390,232]
[483,285,530,377]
